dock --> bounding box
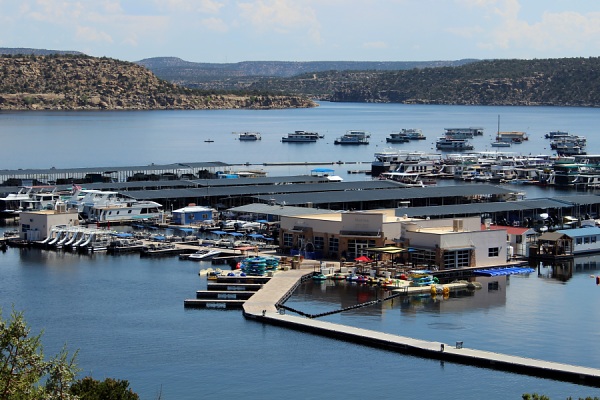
[241,269,600,387]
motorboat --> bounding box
[187,249,221,261]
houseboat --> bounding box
[435,137,474,151]
[238,132,261,141]
[443,127,484,139]
[334,130,370,145]
[87,200,164,223]
[385,132,409,143]
[281,131,319,143]
[496,131,528,143]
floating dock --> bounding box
[242,269,600,387]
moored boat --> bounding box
[435,137,474,151]
[238,132,261,141]
[281,131,319,143]
[334,130,370,145]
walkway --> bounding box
[243,268,600,387]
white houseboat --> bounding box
[238,132,261,141]
[334,130,370,145]
[281,131,320,143]
[435,137,474,151]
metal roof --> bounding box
[123,180,402,200]
[396,199,569,218]
[0,161,230,175]
[552,194,600,206]
[227,203,338,217]
[252,184,515,206]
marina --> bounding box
[2,102,600,399]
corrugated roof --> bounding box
[125,180,402,200]
[397,199,568,217]
[557,226,600,237]
[253,184,515,205]
[0,161,230,175]
[227,203,338,217]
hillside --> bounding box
[246,57,600,107]
[0,54,315,110]
[136,57,476,90]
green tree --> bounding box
[69,377,139,400]
[0,307,79,399]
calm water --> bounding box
[2,103,600,399]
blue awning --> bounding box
[176,228,194,233]
[211,230,227,235]
[248,233,265,239]
[228,232,244,237]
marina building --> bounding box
[278,210,508,270]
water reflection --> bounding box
[287,275,508,318]
[532,254,600,282]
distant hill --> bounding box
[0,54,315,110]
[136,57,478,90]
[0,47,84,56]
[245,57,600,107]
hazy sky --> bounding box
[1,0,599,63]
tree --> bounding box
[0,307,79,399]
[69,377,139,400]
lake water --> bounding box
[1,102,600,399]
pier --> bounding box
[242,269,600,387]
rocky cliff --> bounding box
[0,55,315,110]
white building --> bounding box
[398,217,509,269]
[279,210,510,269]
[19,205,79,241]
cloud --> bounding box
[202,16,229,33]
[490,7,600,54]
[158,0,224,14]
[76,25,113,44]
[237,0,321,40]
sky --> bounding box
[0,0,599,63]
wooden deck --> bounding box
[242,269,600,387]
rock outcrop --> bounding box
[0,55,316,110]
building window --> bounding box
[283,233,293,247]
[488,247,500,257]
[328,237,339,253]
[576,237,583,245]
[444,249,470,269]
[584,236,591,244]
[347,239,376,259]
[411,249,436,268]
[593,236,597,243]
[314,236,325,250]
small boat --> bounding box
[204,139,214,143]
[187,249,221,261]
[312,273,327,281]
[491,141,511,148]
[238,132,261,141]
